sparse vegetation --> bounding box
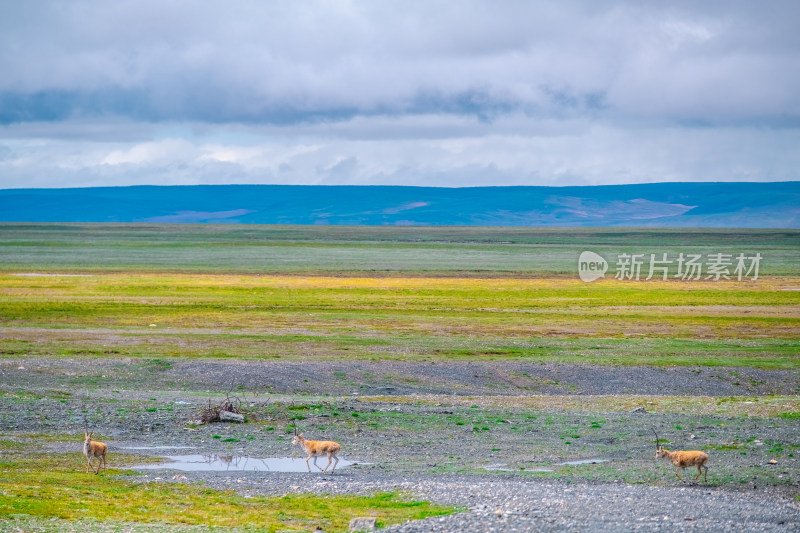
[0,224,798,529]
[0,453,453,532]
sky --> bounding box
[1,0,799,189]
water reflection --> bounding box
[122,446,195,450]
[557,458,609,465]
[482,463,555,472]
[135,454,360,472]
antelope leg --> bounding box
[331,455,339,473]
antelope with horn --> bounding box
[83,419,108,474]
[653,429,708,483]
[291,427,341,473]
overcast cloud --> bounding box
[1,0,798,188]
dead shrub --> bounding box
[200,392,243,424]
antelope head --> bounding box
[653,429,669,458]
[291,426,304,445]
[83,417,92,443]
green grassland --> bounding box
[0,270,797,368]
[1,223,799,275]
[0,453,453,532]
[0,223,798,529]
[1,224,798,368]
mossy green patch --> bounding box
[0,453,455,532]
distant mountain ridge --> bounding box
[1,182,798,228]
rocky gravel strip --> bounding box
[3,358,799,397]
[383,480,800,533]
[143,470,800,532]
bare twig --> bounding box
[199,391,243,424]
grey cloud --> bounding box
[2,123,799,190]
[0,1,799,189]
[1,1,798,128]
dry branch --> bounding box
[200,392,244,423]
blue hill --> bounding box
[1,182,798,227]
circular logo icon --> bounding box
[578,251,607,282]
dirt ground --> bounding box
[1,356,799,531]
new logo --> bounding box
[578,251,607,282]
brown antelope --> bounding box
[653,429,708,483]
[291,428,341,473]
[83,430,108,474]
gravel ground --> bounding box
[2,357,799,532]
[3,357,799,397]
[138,470,800,532]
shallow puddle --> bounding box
[482,463,555,472]
[484,459,609,471]
[482,463,514,471]
[558,458,609,465]
[122,446,195,451]
[135,454,360,472]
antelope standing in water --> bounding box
[291,428,341,473]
